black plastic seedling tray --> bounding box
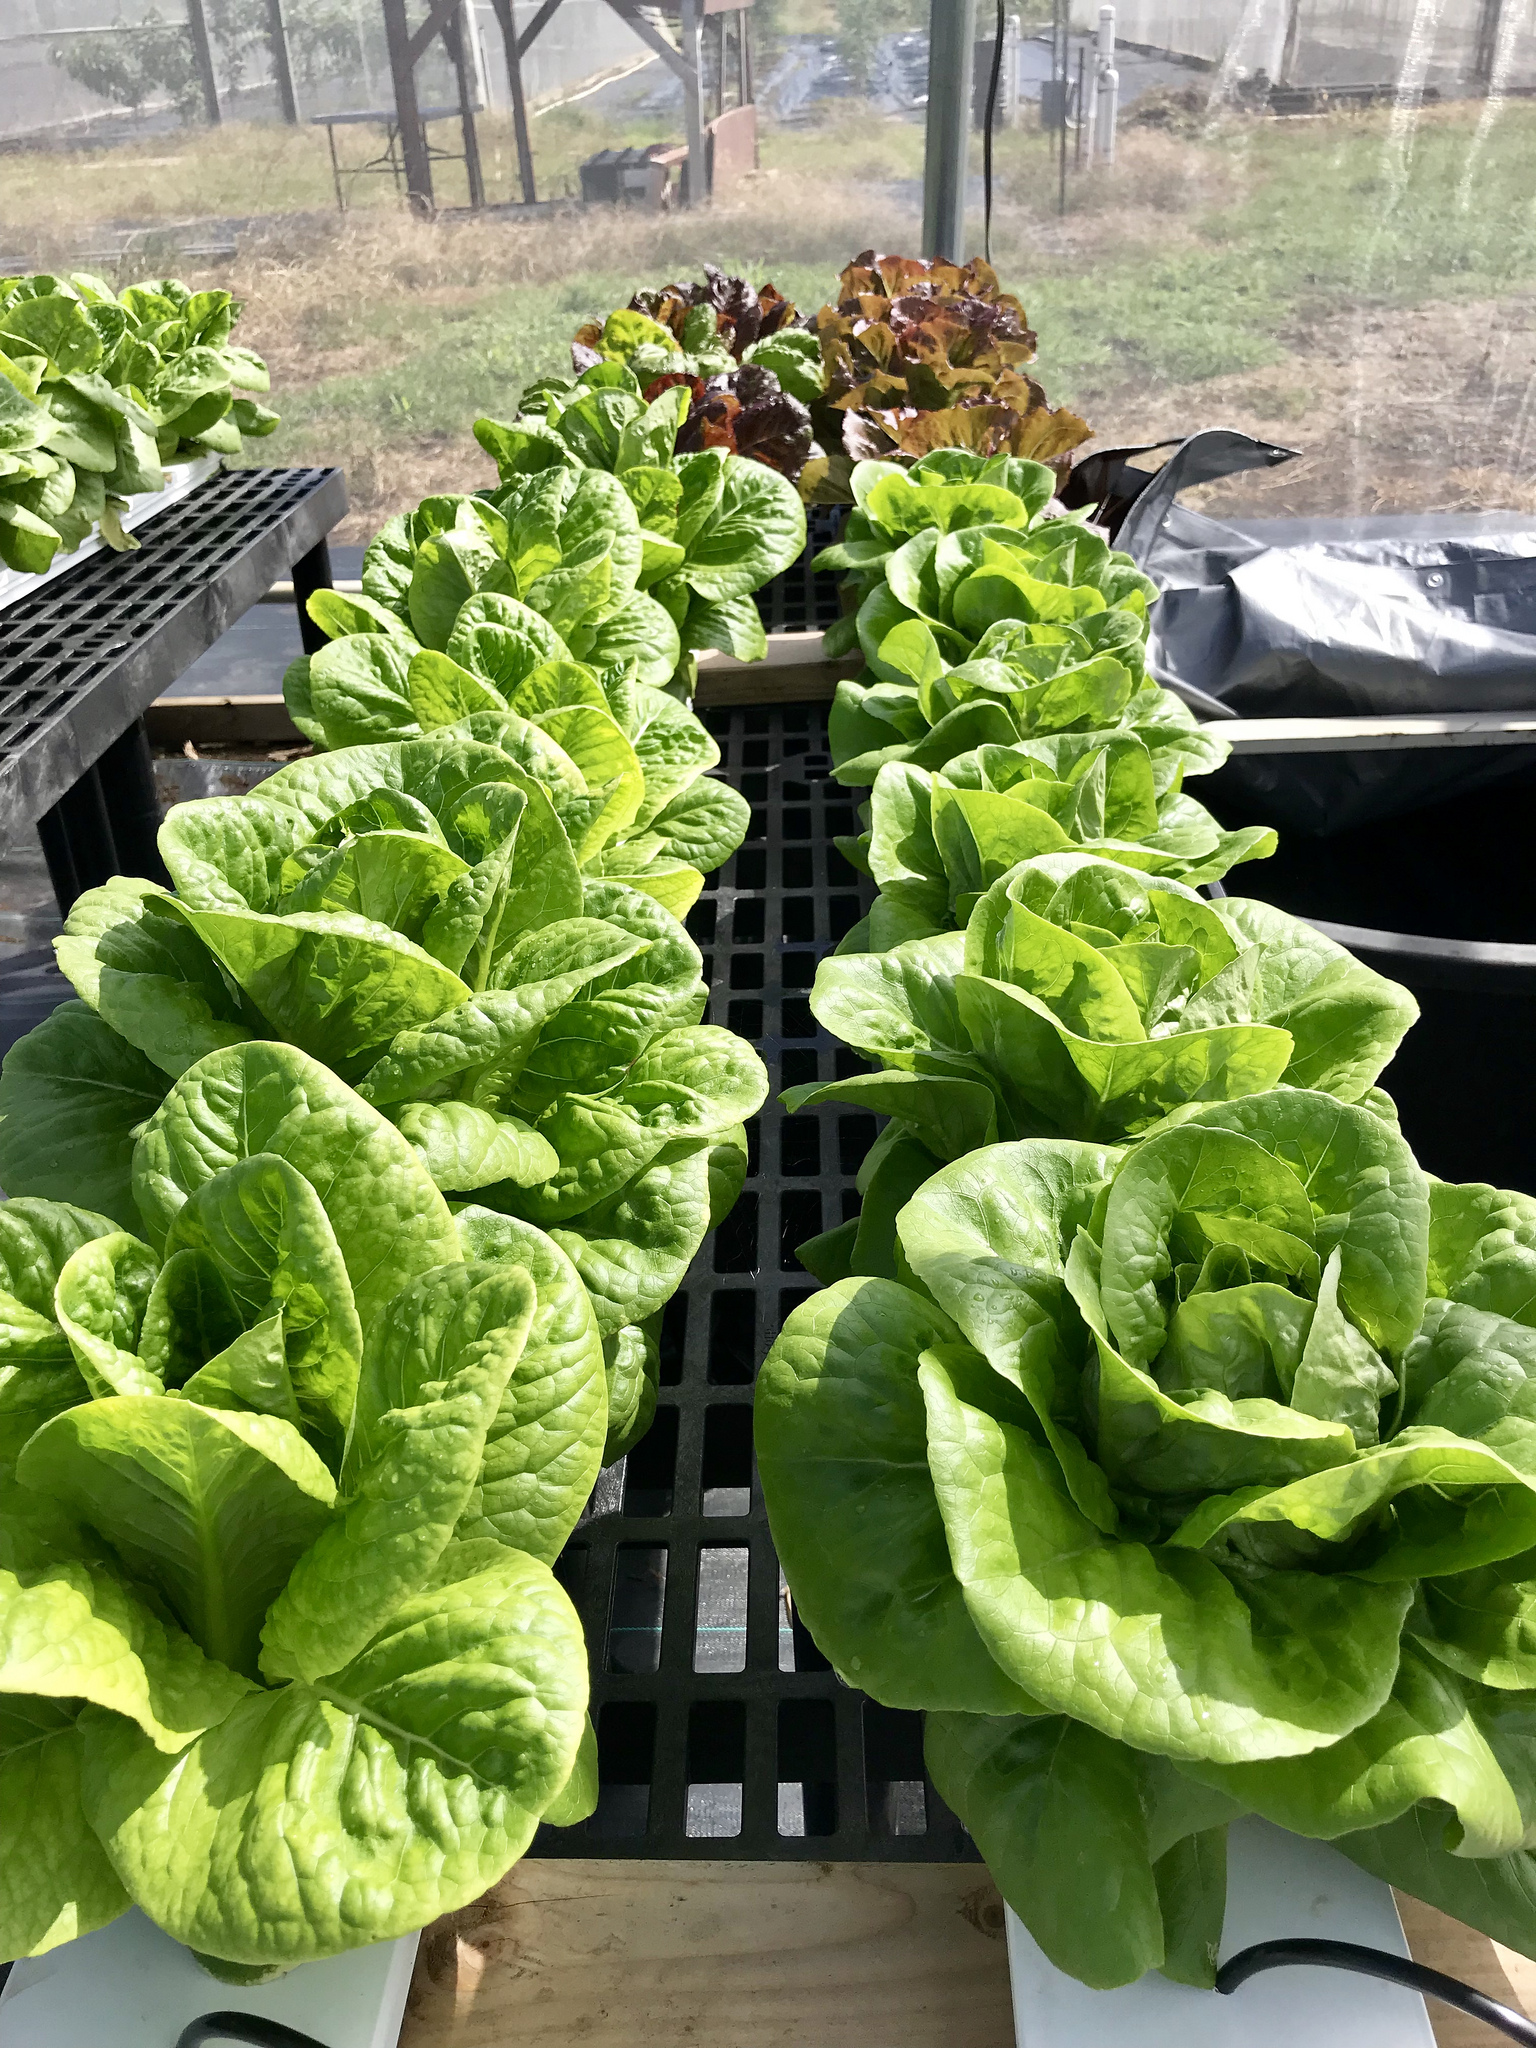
[752,504,845,636]
[534,702,979,1866]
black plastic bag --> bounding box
[1067,429,1536,835]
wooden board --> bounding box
[396,1861,1536,2048]
[1395,1893,1536,2046]
[144,635,855,750]
[398,1860,1014,2048]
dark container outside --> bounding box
[1208,754,1536,1195]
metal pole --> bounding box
[490,0,538,204]
[681,0,707,206]
[265,0,299,122]
[381,0,434,213]
[1093,5,1118,163]
[184,0,221,124]
[1074,45,1086,167]
[1058,55,1068,212]
[922,0,978,260]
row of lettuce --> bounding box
[13,245,1533,1999]
[0,242,1082,585]
[0,313,801,1972]
[463,247,1092,512]
[753,450,1536,1992]
[0,272,276,575]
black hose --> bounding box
[1217,1939,1536,2044]
[174,2015,334,2048]
[983,0,1005,262]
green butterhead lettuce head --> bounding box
[284,592,748,910]
[0,1040,600,1970]
[0,272,275,577]
[324,428,805,712]
[758,1099,1536,1988]
[813,452,1195,788]
[781,856,1414,1284]
[834,745,1274,952]
[4,743,764,1383]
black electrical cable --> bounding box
[983,0,1005,261]
[1217,1939,1536,2044]
[174,2015,334,2048]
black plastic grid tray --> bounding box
[534,702,979,1866]
[0,465,344,843]
[753,503,845,636]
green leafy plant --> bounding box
[0,272,276,576]
[284,536,750,907]
[471,391,809,681]
[814,453,1194,788]
[782,859,1414,1282]
[0,730,766,1448]
[801,252,1091,504]
[0,1041,601,1972]
[757,1098,1536,1987]
[834,740,1274,954]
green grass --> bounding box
[267,256,841,453]
[237,95,1536,521]
[1002,104,1536,405]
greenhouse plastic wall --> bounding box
[1070,0,1536,87]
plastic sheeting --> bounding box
[1107,429,1536,835]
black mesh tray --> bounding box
[752,504,845,636]
[535,702,978,1866]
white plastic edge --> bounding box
[1006,1817,1435,2048]
[0,1908,419,2048]
[0,454,221,619]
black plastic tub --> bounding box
[1209,758,1536,1193]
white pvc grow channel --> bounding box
[0,1910,417,2048]
[0,455,220,619]
[1008,1819,1434,2046]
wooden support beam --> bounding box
[517,0,565,55]
[265,0,298,121]
[445,0,486,209]
[382,0,435,214]
[488,0,538,203]
[397,1860,1015,2048]
[184,0,221,124]
[408,0,464,70]
[603,0,695,85]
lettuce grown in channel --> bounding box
[0,1042,610,1972]
[757,1094,1536,1989]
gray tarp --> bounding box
[1094,429,1536,835]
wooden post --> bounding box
[489,0,539,204]
[1474,0,1506,83]
[1278,0,1303,86]
[680,0,706,206]
[446,0,486,208]
[184,0,221,124]
[265,0,299,123]
[382,0,434,213]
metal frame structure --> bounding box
[379,0,487,213]
[494,0,757,209]
[922,0,978,259]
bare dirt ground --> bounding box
[1095,292,1536,521]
